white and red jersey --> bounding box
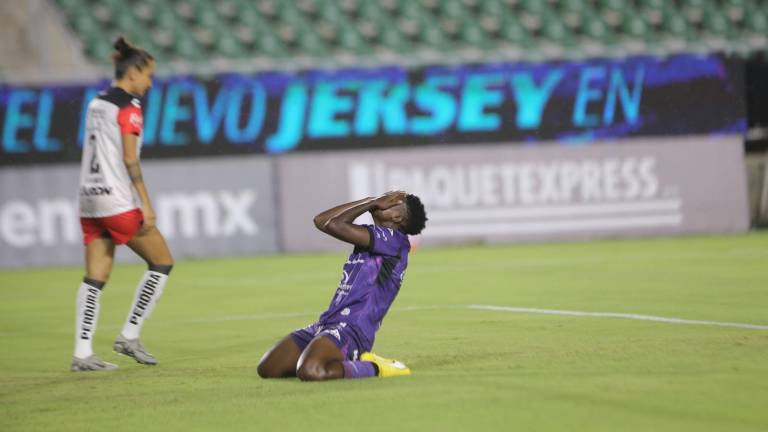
[78,87,144,218]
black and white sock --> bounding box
[120,265,172,340]
[74,278,105,359]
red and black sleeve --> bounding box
[117,104,143,136]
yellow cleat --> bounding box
[360,352,411,378]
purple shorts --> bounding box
[290,321,371,361]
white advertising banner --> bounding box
[277,136,748,252]
[0,156,279,268]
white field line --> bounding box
[99,304,768,331]
[468,304,768,331]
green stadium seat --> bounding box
[498,16,531,45]
[297,31,330,57]
[53,0,767,64]
[113,12,140,34]
[258,35,286,57]
[215,34,248,59]
[154,8,179,30]
[56,0,84,15]
[401,6,424,22]
[459,19,493,48]
[318,0,346,24]
[680,0,711,8]
[662,11,694,40]
[238,7,269,28]
[276,3,306,26]
[84,37,113,63]
[214,0,240,21]
[420,24,449,48]
[745,9,768,34]
[723,0,749,19]
[560,0,586,13]
[232,25,257,49]
[703,8,736,37]
[440,0,465,18]
[599,0,627,12]
[541,15,576,47]
[132,2,157,24]
[583,15,615,45]
[479,0,505,16]
[337,24,369,54]
[623,16,651,39]
[71,14,99,37]
[358,2,385,22]
[125,32,155,53]
[520,0,548,15]
[197,8,223,29]
[175,37,207,62]
[636,0,670,27]
[642,0,667,10]
[380,28,412,52]
[138,0,164,8]
[92,3,115,26]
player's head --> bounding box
[372,193,427,235]
[112,36,155,96]
[402,194,427,235]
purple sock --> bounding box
[341,361,377,379]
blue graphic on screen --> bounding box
[0,54,746,165]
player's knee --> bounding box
[145,250,174,270]
[162,252,175,267]
[256,359,276,379]
[86,269,111,282]
[296,363,327,382]
[256,362,269,379]
[256,352,288,379]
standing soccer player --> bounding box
[257,191,427,381]
[71,37,173,372]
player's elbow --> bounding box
[322,218,343,235]
[313,215,326,231]
[122,157,139,166]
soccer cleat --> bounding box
[113,335,157,365]
[360,352,411,378]
[71,355,118,372]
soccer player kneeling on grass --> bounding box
[257,191,427,381]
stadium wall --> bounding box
[0,134,749,267]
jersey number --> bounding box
[89,134,100,174]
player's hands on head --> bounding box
[374,190,407,210]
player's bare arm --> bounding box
[122,133,155,232]
[312,196,374,230]
[315,191,406,247]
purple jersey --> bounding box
[317,224,410,347]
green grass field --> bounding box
[2,233,767,432]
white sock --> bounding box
[120,269,169,340]
[74,279,104,359]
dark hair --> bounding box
[112,36,154,79]
[403,194,427,235]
